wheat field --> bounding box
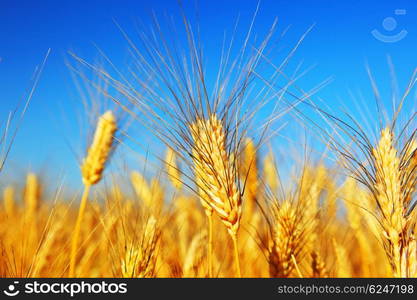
[1,12,417,278]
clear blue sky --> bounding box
[1,0,417,188]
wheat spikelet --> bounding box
[121,216,159,278]
[3,186,15,216]
[192,147,214,218]
[81,110,116,185]
[131,171,163,215]
[263,151,279,192]
[131,171,152,206]
[240,138,258,217]
[342,177,375,276]
[24,173,41,214]
[269,201,294,277]
[165,147,182,190]
[121,247,140,278]
[174,196,194,258]
[402,139,417,207]
[269,200,311,278]
[31,220,64,276]
[343,177,363,230]
[400,238,417,277]
[109,185,123,204]
[332,238,352,277]
[149,179,164,214]
[319,167,338,221]
[299,165,327,219]
[311,251,328,278]
[182,231,207,277]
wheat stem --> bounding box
[291,254,303,278]
[231,233,241,277]
[208,214,213,278]
[69,184,91,277]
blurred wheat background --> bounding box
[1,0,417,278]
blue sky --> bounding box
[1,0,417,188]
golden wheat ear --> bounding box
[70,110,117,277]
[191,115,242,236]
[371,127,417,277]
[191,114,242,276]
[81,110,117,185]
